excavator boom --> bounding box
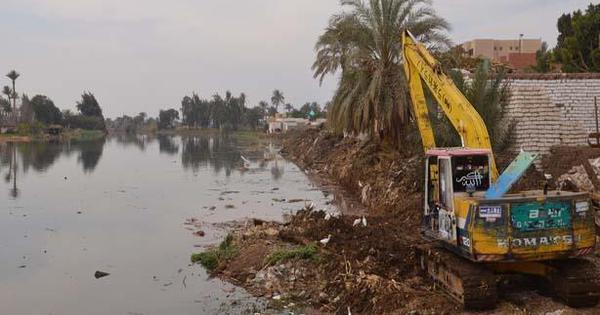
[402,31,498,180]
[402,30,599,310]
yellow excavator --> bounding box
[402,30,600,309]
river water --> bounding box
[0,133,339,315]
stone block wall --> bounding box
[503,73,600,156]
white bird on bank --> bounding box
[353,216,368,227]
[320,234,332,246]
[304,202,315,212]
[324,212,332,221]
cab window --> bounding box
[439,158,453,209]
[452,155,490,192]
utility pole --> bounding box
[519,34,524,54]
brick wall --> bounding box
[503,74,600,156]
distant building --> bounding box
[461,38,542,71]
[267,113,326,134]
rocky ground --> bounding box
[192,128,600,314]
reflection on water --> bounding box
[0,134,290,199]
[0,132,327,315]
[1,139,106,198]
[158,135,179,155]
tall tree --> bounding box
[532,42,552,73]
[19,94,34,123]
[284,103,294,113]
[76,92,105,130]
[31,95,62,125]
[313,0,450,144]
[158,109,179,129]
[2,86,12,111]
[258,101,269,112]
[0,96,10,113]
[271,90,285,113]
[6,70,19,124]
[554,4,600,72]
[76,92,104,118]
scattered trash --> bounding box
[184,218,199,225]
[225,204,235,209]
[194,230,206,237]
[94,271,110,279]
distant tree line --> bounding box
[27,92,106,130]
[154,89,326,131]
[0,71,106,133]
[105,112,157,133]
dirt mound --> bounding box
[208,210,454,314]
[201,210,600,314]
[281,129,423,229]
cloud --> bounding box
[0,0,593,117]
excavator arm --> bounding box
[402,30,499,181]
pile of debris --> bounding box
[281,129,423,225]
[198,209,599,314]
[540,146,600,193]
[190,129,600,314]
[203,210,454,314]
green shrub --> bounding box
[64,115,105,130]
[191,252,219,271]
[264,243,318,266]
[191,234,238,272]
[17,122,45,135]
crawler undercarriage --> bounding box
[416,244,600,310]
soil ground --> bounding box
[196,128,600,314]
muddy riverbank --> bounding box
[196,128,600,314]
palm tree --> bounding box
[2,86,12,111]
[258,101,269,112]
[271,90,285,113]
[6,70,20,124]
[285,103,294,113]
[313,0,450,144]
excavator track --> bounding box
[547,259,600,307]
[416,244,497,310]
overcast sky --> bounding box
[0,0,593,118]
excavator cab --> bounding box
[404,29,600,309]
[423,148,492,241]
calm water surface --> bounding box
[0,133,338,315]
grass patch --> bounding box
[73,130,106,141]
[264,243,319,266]
[191,234,238,272]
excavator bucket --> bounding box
[485,151,538,199]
